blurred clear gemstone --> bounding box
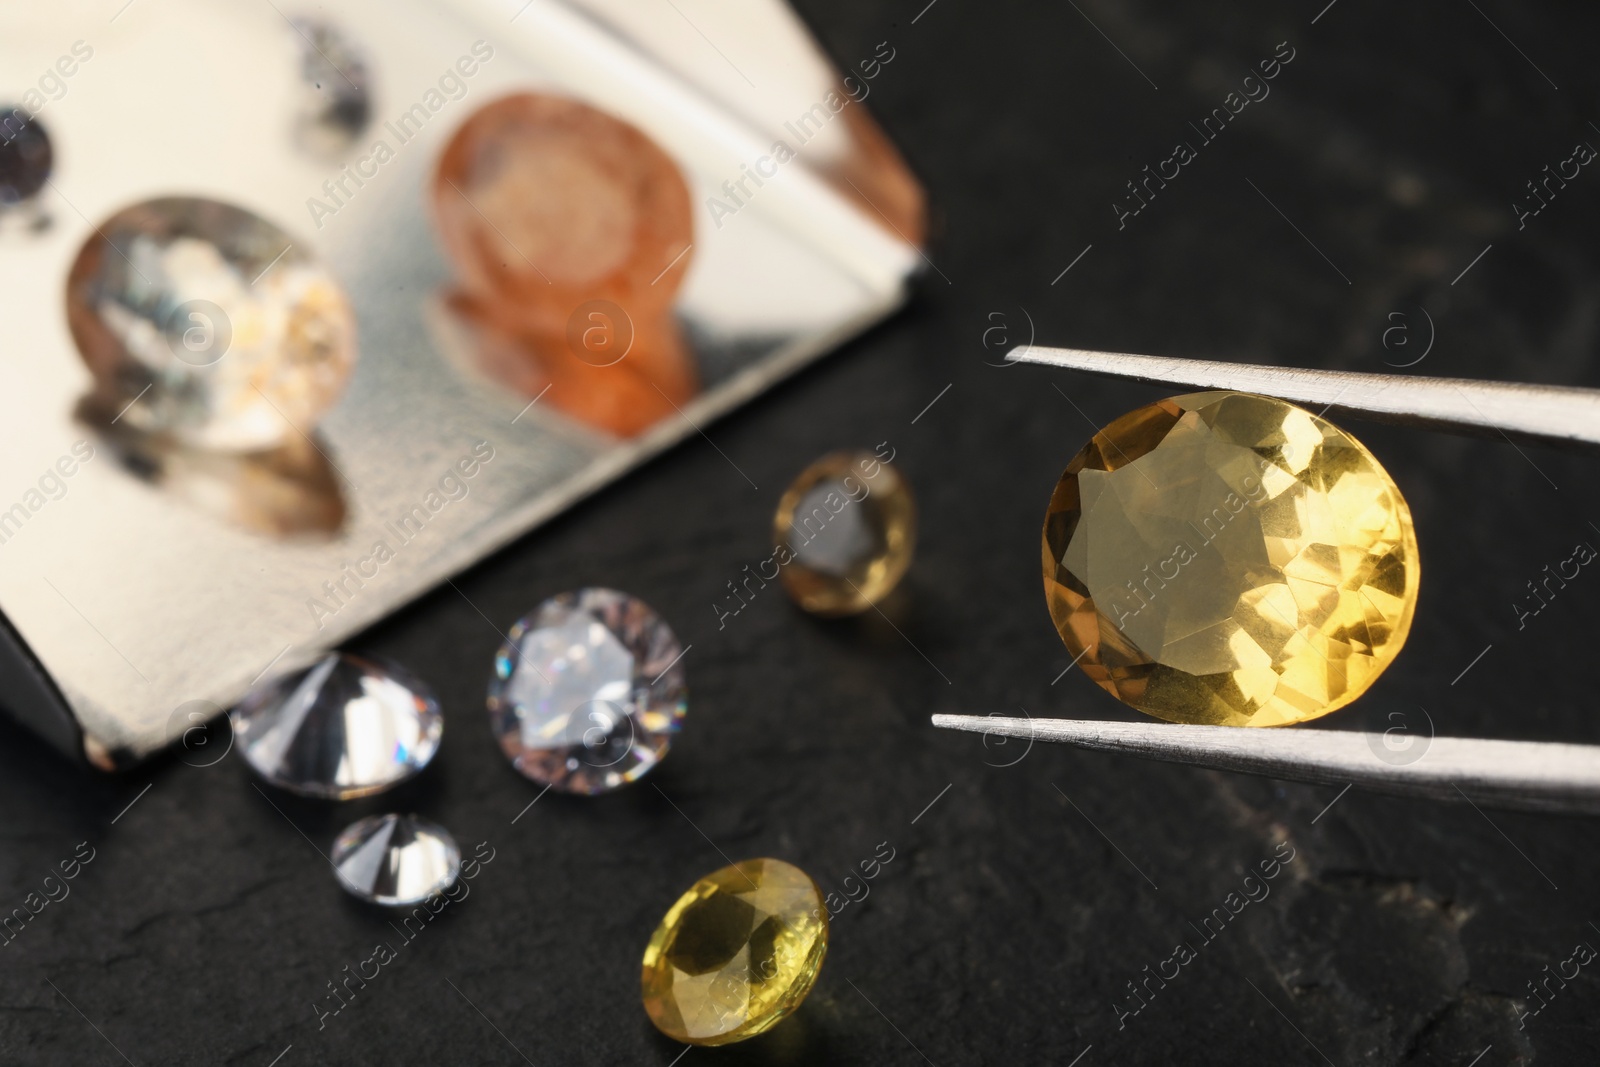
[290,17,372,159]
[332,814,459,906]
[232,653,441,799]
[488,588,686,794]
[0,107,51,205]
[65,196,356,450]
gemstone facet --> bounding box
[488,588,686,793]
[772,450,915,616]
[332,814,460,906]
[231,653,442,798]
[642,858,827,1047]
[65,197,356,451]
[1043,391,1419,727]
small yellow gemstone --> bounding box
[773,451,915,616]
[1043,391,1419,727]
[641,858,827,1047]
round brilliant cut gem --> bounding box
[331,813,460,907]
[65,196,356,450]
[487,588,686,794]
[231,653,443,798]
[1043,391,1419,726]
[772,451,915,616]
[641,858,828,1046]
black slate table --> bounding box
[3,1,1598,1064]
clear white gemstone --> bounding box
[65,196,356,450]
[332,814,459,906]
[487,588,686,794]
[231,653,442,799]
[289,18,373,159]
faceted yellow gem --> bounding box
[1042,391,1419,727]
[773,451,915,616]
[641,858,828,1046]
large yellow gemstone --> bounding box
[1042,391,1419,726]
[641,858,827,1046]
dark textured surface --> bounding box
[4,1,1600,1064]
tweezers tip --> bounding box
[932,713,1013,735]
[1005,345,1055,366]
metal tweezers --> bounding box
[932,345,1600,815]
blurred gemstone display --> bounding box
[332,814,459,906]
[1043,391,1419,727]
[232,653,442,798]
[773,451,915,616]
[487,588,686,794]
[0,107,51,204]
[642,858,827,1047]
[65,197,356,450]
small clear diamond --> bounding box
[231,653,442,799]
[332,814,459,906]
[488,588,686,794]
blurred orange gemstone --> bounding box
[431,92,698,436]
